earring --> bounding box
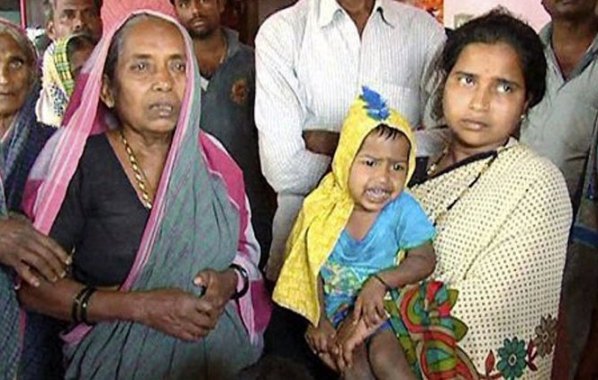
[520,113,527,123]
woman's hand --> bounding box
[0,216,70,287]
[354,276,388,328]
[305,318,338,371]
[135,288,217,341]
[192,268,237,325]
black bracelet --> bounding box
[79,287,97,325]
[229,263,249,300]
[371,273,391,291]
[71,286,95,323]
[71,287,88,323]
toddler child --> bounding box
[273,87,436,380]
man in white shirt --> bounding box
[255,0,445,282]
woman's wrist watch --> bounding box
[229,263,249,300]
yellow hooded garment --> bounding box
[273,87,417,325]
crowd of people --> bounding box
[0,0,595,379]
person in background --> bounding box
[0,169,70,380]
[255,0,444,282]
[36,33,95,128]
[518,1,598,377]
[171,0,276,269]
[255,1,444,376]
[35,0,103,56]
[0,18,95,380]
[571,129,598,380]
[0,19,56,212]
[0,18,70,380]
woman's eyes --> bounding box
[456,73,516,94]
[171,60,187,72]
[130,62,148,71]
[496,81,513,94]
[8,58,25,70]
[363,159,375,167]
[392,163,406,171]
[129,61,186,73]
[457,74,475,86]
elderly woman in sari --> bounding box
[0,20,71,379]
[18,9,270,379]
[335,10,572,379]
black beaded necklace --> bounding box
[426,145,506,226]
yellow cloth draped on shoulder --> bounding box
[273,87,416,325]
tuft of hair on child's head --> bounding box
[369,124,409,143]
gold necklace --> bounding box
[119,130,153,209]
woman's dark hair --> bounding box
[432,8,547,120]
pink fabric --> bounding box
[101,0,176,31]
[201,133,272,343]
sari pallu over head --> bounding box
[23,9,270,379]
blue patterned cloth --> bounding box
[320,191,435,325]
[0,143,20,380]
[0,87,60,379]
[2,83,57,212]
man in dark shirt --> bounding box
[172,0,276,269]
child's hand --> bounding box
[332,314,360,371]
[354,276,388,328]
[305,318,338,370]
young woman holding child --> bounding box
[274,9,572,380]
[408,10,571,378]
